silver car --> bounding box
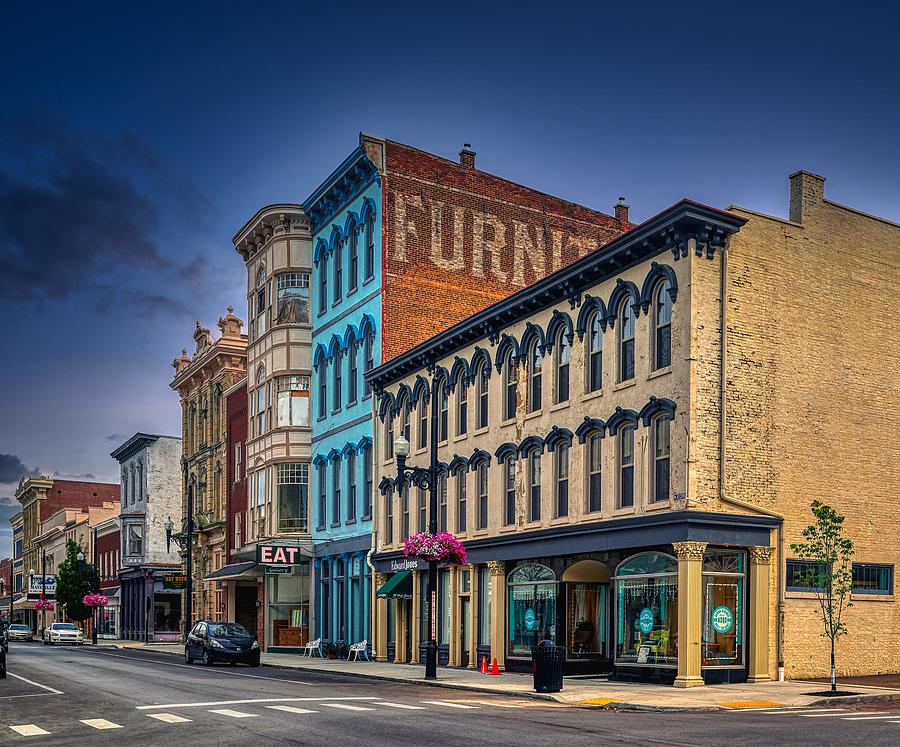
[43,622,85,645]
[7,624,32,642]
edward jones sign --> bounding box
[257,544,304,566]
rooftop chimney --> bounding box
[615,197,630,225]
[789,170,825,224]
[459,143,476,170]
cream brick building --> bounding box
[367,172,900,685]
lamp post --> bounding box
[77,551,99,645]
[166,463,194,642]
[391,373,441,680]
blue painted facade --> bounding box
[306,138,383,650]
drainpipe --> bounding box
[716,243,786,682]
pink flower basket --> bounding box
[402,531,467,566]
[83,593,109,607]
[34,599,55,611]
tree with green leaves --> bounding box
[790,500,854,692]
[55,539,100,624]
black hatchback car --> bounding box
[184,621,260,667]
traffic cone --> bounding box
[480,655,488,674]
[490,657,501,676]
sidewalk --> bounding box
[99,640,900,711]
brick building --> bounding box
[304,135,631,653]
[368,171,900,685]
[93,516,120,637]
[0,557,11,624]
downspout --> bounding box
[716,243,786,682]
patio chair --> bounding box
[347,640,370,661]
[301,637,323,658]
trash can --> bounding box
[531,641,565,693]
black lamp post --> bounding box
[76,551,99,645]
[166,463,194,642]
[391,373,441,680]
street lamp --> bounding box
[390,374,441,681]
[76,551,99,645]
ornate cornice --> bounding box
[672,541,707,561]
[487,560,506,576]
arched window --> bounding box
[401,484,410,537]
[318,253,327,314]
[363,331,375,397]
[439,386,449,442]
[618,302,635,381]
[383,486,393,545]
[346,450,357,522]
[587,314,603,392]
[476,362,489,429]
[618,423,634,508]
[417,397,428,450]
[614,552,677,668]
[587,434,602,513]
[476,461,488,530]
[348,341,358,404]
[318,365,327,420]
[507,564,557,658]
[347,218,359,293]
[385,413,394,460]
[364,209,375,280]
[503,455,516,526]
[652,415,671,502]
[457,381,468,436]
[317,463,327,529]
[363,444,373,518]
[438,473,448,532]
[527,448,542,522]
[417,487,427,531]
[555,331,570,404]
[401,404,411,443]
[332,351,342,411]
[503,352,517,421]
[653,281,673,370]
[254,368,266,437]
[332,460,341,525]
[554,442,569,518]
[456,470,467,533]
[527,343,543,412]
[255,267,267,339]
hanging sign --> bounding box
[257,544,304,566]
[27,575,56,598]
[163,574,187,589]
[638,608,654,634]
[711,605,734,634]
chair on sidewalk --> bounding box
[347,640,369,661]
[301,637,323,658]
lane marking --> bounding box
[266,706,318,714]
[378,702,427,710]
[6,672,64,695]
[209,709,258,718]
[840,713,896,720]
[138,696,381,710]
[801,711,852,717]
[81,718,123,730]
[727,706,808,713]
[9,725,51,736]
[468,700,524,709]
[422,701,480,709]
[768,708,846,715]
[147,713,193,723]
[321,703,376,712]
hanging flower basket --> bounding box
[403,532,467,566]
[34,599,55,611]
[83,593,109,607]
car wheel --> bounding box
[184,647,193,664]
[202,649,213,666]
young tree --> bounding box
[55,539,100,623]
[790,500,854,692]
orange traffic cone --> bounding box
[490,657,501,675]
[480,655,488,674]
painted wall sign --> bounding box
[390,558,422,572]
[711,605,734,634]
[638,608,654,635]
[257,544,304,566]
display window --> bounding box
[614,552,678,667]
[507,564,557,658]
[267,562,310,648]
[701,549,745,667]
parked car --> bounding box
[7,624,33,642]
[43,622,85,646]
[184,621,260,667]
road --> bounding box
[3,641,900,745]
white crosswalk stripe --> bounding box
[80,718,123,729]
[422,700,480,709]
[9,725,51,736]
[320,703,376,712]
[378,702,427,710]
[208,709,258,718]
[266,705,318,714]
[147,713,193,723]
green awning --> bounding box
[376,570,413,599]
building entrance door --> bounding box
[235,585,257,634]
[460,597,471,668]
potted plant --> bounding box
[402,531,467,566]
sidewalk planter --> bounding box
[532,643,565,693]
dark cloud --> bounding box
[105,433,129,443]
[0,121,215,319]
[0,454,40,484]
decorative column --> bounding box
[467,565,478,669]
[410,572,421,664]
[448,567,459,666]
[374,572,389,662]
[488,561,506,670]
[672,541,706,688]
[747,546,773,683]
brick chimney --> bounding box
[789,170,825,224]
[459,143,476,170]
[615,197,630,225]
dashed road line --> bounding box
[800,710,851,717]
[839,713,896,720]
[80,718,123,729]
[147,713,193,723]
[137,695,380,710]
[422,700,480,709]
[9,725,51,736]
[208,709,258,718]
[377,702,427,710]
[6,672,64,695]
[265,705,319,714]
[320,703,376,712]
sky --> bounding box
[1,0,898,557]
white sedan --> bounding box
[43,622,85,645]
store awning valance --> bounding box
[376,570,413,599]
[205,561,258,581]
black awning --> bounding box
[376,570,413,599]
[204,561,258,581]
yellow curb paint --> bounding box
[580,698,616,706]
[721,701,784,709]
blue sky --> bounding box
[1,0,898,556]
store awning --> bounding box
[103,587,120,598]
[376,570,413,599]
[205,561,258,581]
[12,596,34,610]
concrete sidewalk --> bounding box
[99,640,900,711]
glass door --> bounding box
[460,597,471,668]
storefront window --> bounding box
[702,549,745,667]
[507,564,557,658]
[478,566,491,646]
[153,587,182,632]
[615,552,678,667]
[268,562,310,648]
[567,584,606,659]
[440,570,450,646]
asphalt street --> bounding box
[2,642,900,746]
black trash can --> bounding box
[531,642,565,693]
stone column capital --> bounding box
[487,560,505,576]
[672,541,707,561]
[749,546,773,565]
[374,572,389,586]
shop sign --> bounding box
[257,544,303,566]
[265,566,292,576]
[27,575,56,598]
[711,605,734,634]
[638,608,654,634]
[524,608,536,631]
[390,558,422,572]
[163,574,187,589]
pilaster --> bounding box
[747,546,773,683]
[374,572,388,662]
[672,541,706,688]
[488,560,506,669]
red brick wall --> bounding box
[226,381,247,555]
[0,558,11,594]
[380,141,632,360]
[41,480,120,521]
[95,529,120,591]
